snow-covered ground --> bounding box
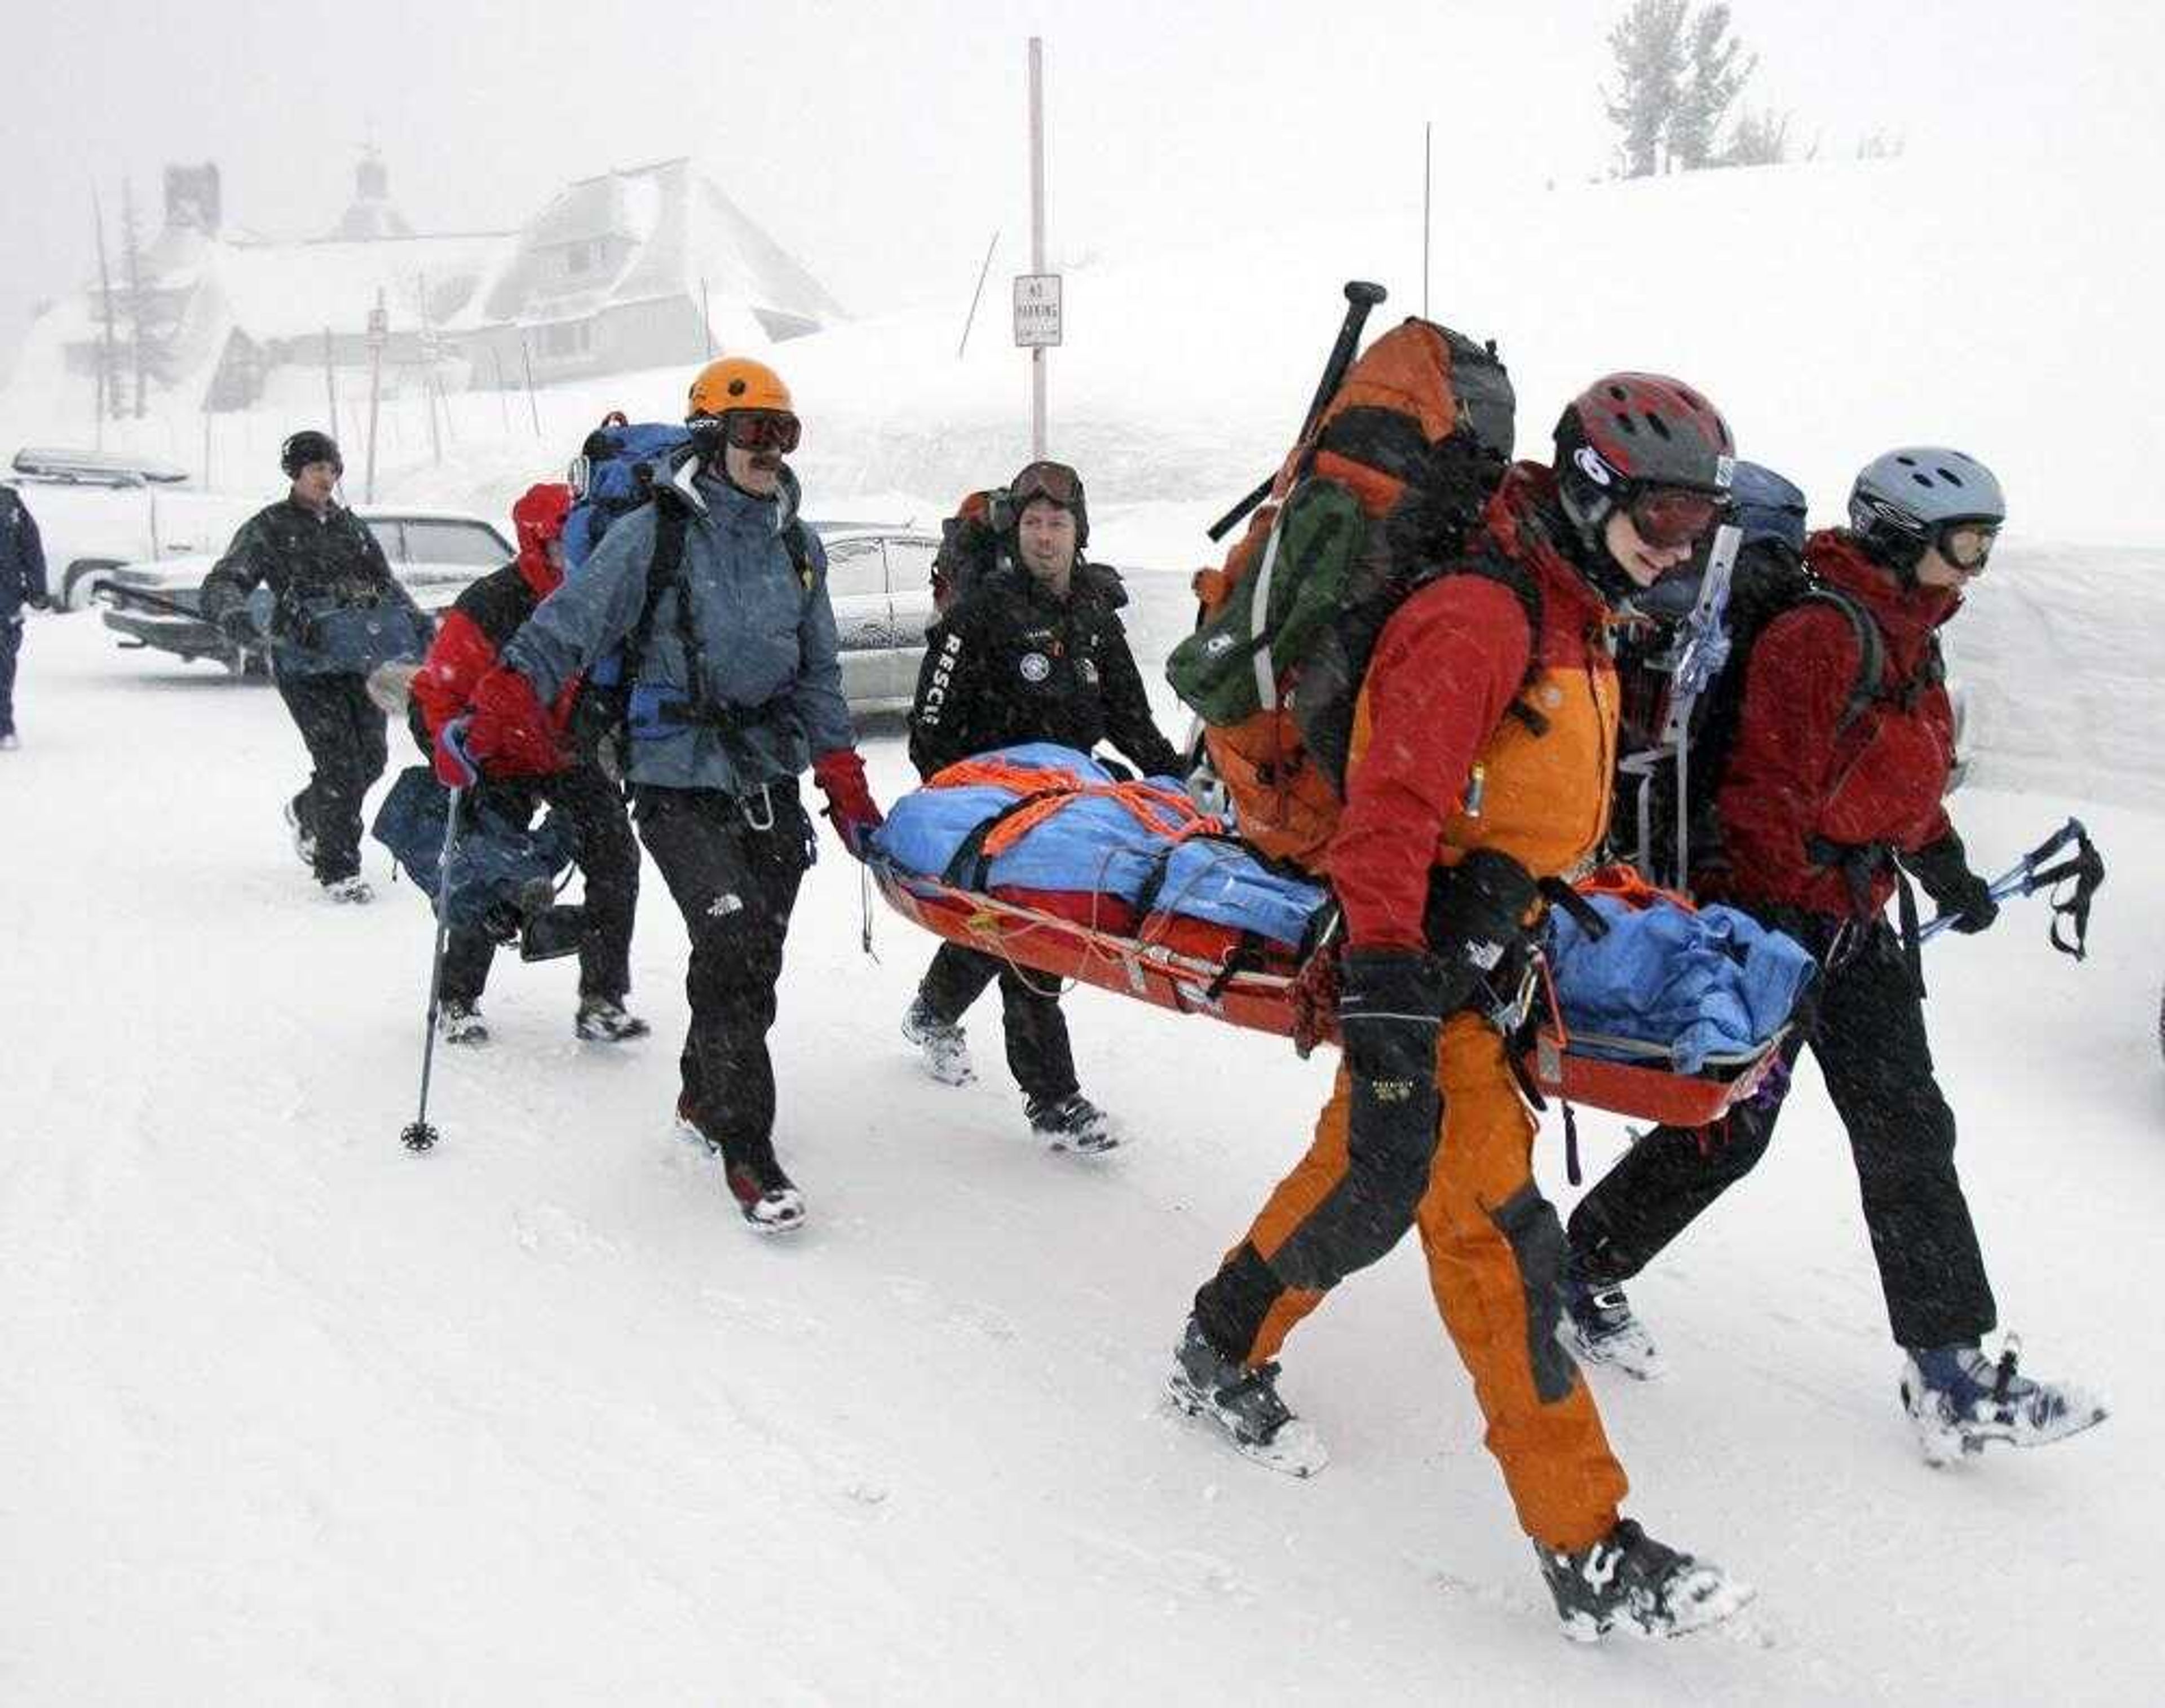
[3,573,2160,1701]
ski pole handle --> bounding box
[435,715,481,789]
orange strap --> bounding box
[922,757,1222,857]
[1574,861,1698,914]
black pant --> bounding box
[440,763,642,1008]
[917,941,1079,1108]
[0,614,20,734]
[275,670,388,882]
[1567,914,1996,1349]
[634,782,813,1159]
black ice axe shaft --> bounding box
[1205,280,1389,543]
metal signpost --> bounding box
[364,294,388,503]
[1022,37,1056,459]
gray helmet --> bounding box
[1846,446,2005,568]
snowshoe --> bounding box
[284,797,317,868]
[1899,1338,2107,1466]
[718,1138,806,1234]
[901,995,975,1086]
[322,874,374,904]
[1167,1316,1329,1477]
[1028,1092,1120,1156]
[1535,1517,1755,1642]
[575,997,651,1042]
[1559,1271,1667,1381]
[439,1001,489,1046]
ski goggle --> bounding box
[1627,485,1727,550]
[1010,460,1084,510]
[1937,520,1999,573]
[720,409,801,454]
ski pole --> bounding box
[402,720,478,1152]
[1918,817,2105,954]
[1207,280,1389,542]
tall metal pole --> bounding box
[1028,37,1047,459]
[957,229,998,360]
[700,276,715,359]
[1422,121,1433,321]
[322,326,339,431]
[520,334,541,437]
[365,289,386,504]
[417,273,442,468]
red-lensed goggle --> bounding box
[1937,520,1999,573]
[1010,460,1084,508]
[1627,485,1727,550]
[718,410,801,454]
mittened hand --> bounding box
[466,668,562,774]
[1939,870,1999,934]
[1906,832,1999,934]
[811,748,883,858]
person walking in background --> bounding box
[200,431,431,901]
[0,481,50,749]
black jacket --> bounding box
[908,563,1180,781]
[0,488,47,617]
[199,498,422,639]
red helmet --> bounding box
[1554,373,1734,551]
[512,482,573,558]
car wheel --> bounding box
[62,560,125,611]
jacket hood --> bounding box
[1487,462,1616,631]
[1807,528,1962,651]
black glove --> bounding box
[1905,831,1999,934]
[1422,847,1543,1000]
[216,607,259,649]
[1337,945,1451,1182]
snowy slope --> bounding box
[3,585,2160,1703]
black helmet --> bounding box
[1006,459,1088,547]
[281,430,343,479]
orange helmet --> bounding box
[687,357,793,422]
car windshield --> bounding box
[402,520,507,567]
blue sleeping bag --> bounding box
[1547,895,1813,1073]
[870,744,1327,949]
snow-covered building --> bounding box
[7,153,843,419]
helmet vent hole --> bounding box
[1607,384,1629,401]
[1612,411,1638,435]
[1644,411,1673,441]
[1896,454,1919,467]
[1678,387,1705,409]
[1936,467,1965,485]
[1910,472,1935,489]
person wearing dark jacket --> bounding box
[0,483,50,749]
[409,483,646,1047]
[458,359,882,1234]
[1561,446,2105,1464]
[200,431,431,901]
[899,461,1181,1153]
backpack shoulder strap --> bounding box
[622,497,691,686]
[781,518,816,594]
[1450,549,1550,736]
[1800,586,1885,736]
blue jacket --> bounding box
[505,468,854,791]
[1,488,48,617]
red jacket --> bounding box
[1331,465,1621,950]
[1709,530,1960,916]
[411,489,581,776]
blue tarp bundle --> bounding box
[869,744,1328,950]
[370,764,576,932]
[1546,894,1814,1073]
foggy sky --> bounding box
[6,0,2159,370]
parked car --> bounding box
[3,447,259,611]
[100,510,511,675]
[807,523,940,713]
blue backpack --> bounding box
[369,764,576,933]
[563,415,698,580]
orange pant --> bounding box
[1211,1015,1626,1551]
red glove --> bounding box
[466,668,563,776]
[811,748,883,858]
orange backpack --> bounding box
[1180,318,1516,872]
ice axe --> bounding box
[400,719,480,1152]
[1919,817,2105,957]
[1207,280,1389,543]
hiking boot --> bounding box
[575,997,651,1042]
[901,995,975,1086]
[439,1001,489,1046]
[1167,1316,1329,1477]
[0,731,20,751]
[1899,1338,2107,1466]
[1558,1266,1666,1381]
[718,1137,807,1234]
[1535,1518,1755,1642]
[1027,1092,1119,1155]
[322,874,374,904]
[284,797,316,868]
